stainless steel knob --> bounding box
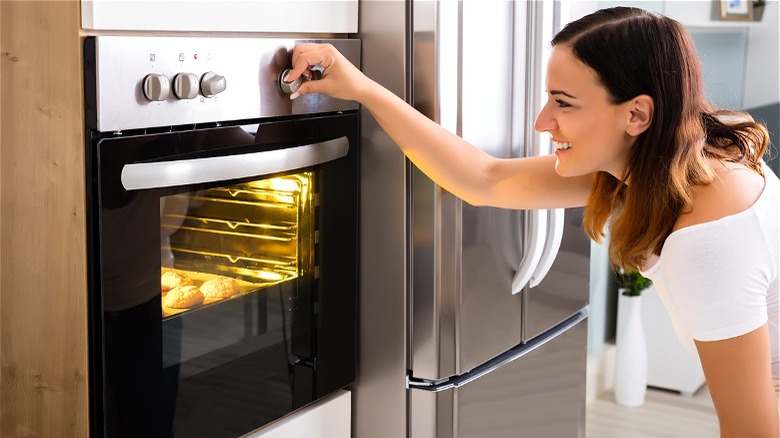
[200,71,227,97]
[173,73,199,99]
[279,68,303,94]
[142,73,171,101]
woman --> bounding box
[285,7,779,436]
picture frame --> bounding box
[719,0,754,21]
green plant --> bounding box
[619,270,652,296]
[754,0,766,8]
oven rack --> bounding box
[160,268,297,319]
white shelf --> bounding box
[81,0,358,33]
[687,23,752,33]
[245,390,351,438]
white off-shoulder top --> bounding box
[642,163,780,379]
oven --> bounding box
[83,36,359,438]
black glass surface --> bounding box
[86,114,359,438]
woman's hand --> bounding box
[285,43,370,101]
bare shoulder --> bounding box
[674,161,765,232]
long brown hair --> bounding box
[552,7,770,271]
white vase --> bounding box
[615,290,648,406]
[754,5,765,21]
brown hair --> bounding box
[552,7,770,271]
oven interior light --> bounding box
[159,172,315,318]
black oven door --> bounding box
[87,113,358,438]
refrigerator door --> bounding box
[409,315,587,438]
[410,1,559,380]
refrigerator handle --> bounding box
[511,208,547,295]
[407,308,589,392]
[529,208,565,288]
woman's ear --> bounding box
[626,95,654,137]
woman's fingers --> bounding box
[286,44,334,83]
[286,43,362,100]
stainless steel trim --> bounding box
[91,37,360,132]
[410,0,463,381]
[407,308,589,392]
[453,0,465,383]
[523,0,542,161]
[353,1,410,437]
[121,136,348,190]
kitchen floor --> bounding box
[586,385,719,438]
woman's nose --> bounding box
[534,102,556,133]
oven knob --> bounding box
[200,72,227,97]
[142,73,170,101]
[173,73,200,99]
[279,68,303,94]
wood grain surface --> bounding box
[0,1,88,436]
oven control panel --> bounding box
[87,37,360,132]
[142,71,228,101]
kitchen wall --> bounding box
[666,0,780,174]
[665,0,779,110]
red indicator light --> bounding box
[194,54,198,60]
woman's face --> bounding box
[535,45,635,180]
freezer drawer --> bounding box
[409,316,587,438]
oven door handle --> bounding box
[121,136,349,190]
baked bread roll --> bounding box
[161,271,193,292]
[164,285,205,309]
[200,276,240,299]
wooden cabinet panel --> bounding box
[0,1,88,436]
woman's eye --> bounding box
[555,99,572,108]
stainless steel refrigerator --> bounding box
[354,1,590,437]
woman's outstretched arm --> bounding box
[287,43,591,210]
[695,325,779,438]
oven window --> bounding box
[155,172,317,435]
[160,172,315,319]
